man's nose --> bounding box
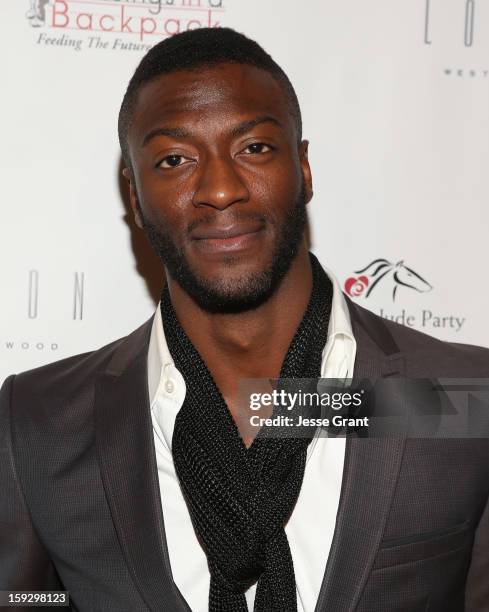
[192,155,249,210]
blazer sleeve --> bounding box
[465,474,489,610]
[0,375,63,593]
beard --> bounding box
[139,181,308,314]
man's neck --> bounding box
[166,247,313,406]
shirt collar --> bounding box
[147,265,356,404]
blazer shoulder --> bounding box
[5,317,153,405]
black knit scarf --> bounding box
[161,253,333,611]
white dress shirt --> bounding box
[148,267,356,612]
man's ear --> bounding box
[299,140,313,204]
[122,167,144,229]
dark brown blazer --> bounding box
[1,298,489,612]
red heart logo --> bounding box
[344,275,369,297]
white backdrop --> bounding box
[2,0,488,384]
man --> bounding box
[1,27,488,612]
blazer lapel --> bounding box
[95,319,190,612]
[315,298,407,611]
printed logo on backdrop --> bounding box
[344,258,466,334]
[26,0,50,26]
[423,0,489,79]
[3,270,85,353]
[26,0,225,52]
[344,259,432,302]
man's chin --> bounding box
[172,272,277,314]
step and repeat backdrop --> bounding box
[1,0,488,382]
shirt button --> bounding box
[165,379,174,394]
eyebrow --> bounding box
[142,126,189,146]
[230,115,283,137]
[141,115,283,147]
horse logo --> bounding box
[26,0,50,27]
[344,259,433,301]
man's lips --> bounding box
[190,220,265,241]
[189,220,266,254]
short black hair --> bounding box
[118,27,302,169]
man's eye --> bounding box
[244,143,272,154]
[159,155,190,168]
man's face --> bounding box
[125,63,312,312]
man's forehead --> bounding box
[131,63,289,128]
